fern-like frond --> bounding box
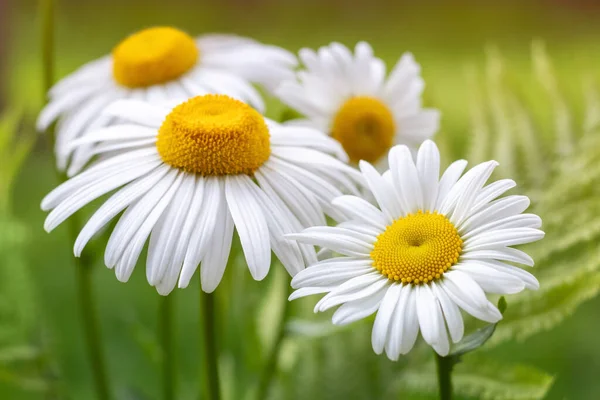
[394,355,554,400]
[490,268,600,346]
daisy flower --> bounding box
[37,27,297,176]
[275,42,439,167]
[287,140,544,358]
[41,95,362,295]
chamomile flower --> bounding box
[275,42,440,167]
[37,27,297,176]
[41,95,362,295]
[287,140,543,358]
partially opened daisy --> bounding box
[37,27,297,175]
[41,95,362,295]
[287,140,543,358]
[275,42,439,167]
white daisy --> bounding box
[275,41,440,168]
[41,94,362,295]
[287,140,543,358]
[37,27,297,176]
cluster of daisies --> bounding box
[39,27,543,357]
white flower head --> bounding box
[288,140,544,358]
[275,41,440,168]
[37,27,297,176]
[41,94,362,295]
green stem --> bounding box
[255,283,293,400]
[200,291,220,400]
[435,353,454,400]
[39,0,55,144]
[40,1,111,398]
[160,294,176,400]
[75,253,111,400]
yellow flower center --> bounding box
[112,27,199,88]
[331,96,395,163]
[156,95,271,176]
[371,211,463,284]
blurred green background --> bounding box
[2,0,600,399]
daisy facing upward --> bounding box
[288,140,543,358]
[41,95,363,295]
[37,27,297,176]
[275,42,440,167]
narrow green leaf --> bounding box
[449,297,507,357]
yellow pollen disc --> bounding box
[331,96,395,163]
[112,27,199,88]
[370,211,463,284]
[156,95,271,176]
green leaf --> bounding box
[394,355,554,400]
[490,270,600,346]
[450,297,507,357]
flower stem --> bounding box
[161,294,176,400]
[40,1,111,398]
[255,281,293,400]
[75,254,111,400]
[200,290,220,400]
[435,353,454,400]
[39,0,56,147]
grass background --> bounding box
[2,0,600,399]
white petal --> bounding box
[358,161,400,223]
[102,99,170,127]
[337,220,381,237]
[270,125,348,161]
[201,187,235,293]
[179,178,222,288]
[331,196,387,230]
[256,167,325,228]
[450,161,498,226]
[315,273,388,312]
[54,90,122,168]
[245,182,308,276]
[441,271,502,323]
[372,283,402,354]
[431,282,464,343]
[471,179,516,214]
[37,85,101,131]
[147,174,196,285]
[435,160,468,210]
[112,172,184,281]
[288,286,335,301]
[460,247,535,267]
[383,53,421,101]
[385,284,419,359]
[463,228,545,252]
[67,125,157,150]
[417,285,448,355]
[41,148,159,210]
[74,165,169,256]
[332,288,387,326]
[104,169,179,268]
[291,258,373,288]
[459,196,531,233]
[225,175,271,281]
[453,263,525,294]
[266,157,344,213]
[286,228,373,257]
[479,260,539,290]
[461,214,542,239]
[389,145,423,213]
[416,140,440,211]
[44,158,161,232]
